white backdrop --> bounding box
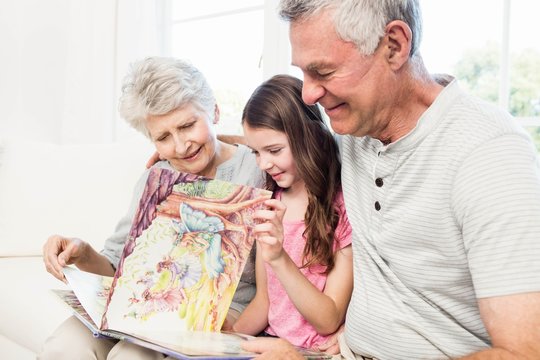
[0,0,164,144]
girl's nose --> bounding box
[262,161,273,171]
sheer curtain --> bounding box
[0,0,163,144]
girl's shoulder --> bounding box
[332,187,347,215]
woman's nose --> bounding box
[173,134,189,154]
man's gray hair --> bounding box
[118,57,216,137]
[279,0,422,56]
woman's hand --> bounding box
[252,199,287,264]
[42,235,88,282]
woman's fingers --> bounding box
[42,235,84,282]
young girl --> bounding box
[230,74,353,350]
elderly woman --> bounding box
[39,57,264,360]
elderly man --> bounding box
[243,0,540,359]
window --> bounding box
[163,1,540,150]
[421,0,540,151]
[167,0,265,134]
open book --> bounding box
[55,168,273,359]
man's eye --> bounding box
[317,71,333,78]
[251,149,259,156]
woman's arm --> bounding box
[43,235,116,281]
[231,246,270,335]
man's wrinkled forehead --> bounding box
[288,11,344,70]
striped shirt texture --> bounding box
[340,81,540,359]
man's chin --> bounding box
[328,119,352,135]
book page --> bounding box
[104,169,271,336]
[126,330,256,358]
[63,266,113,328]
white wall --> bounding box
[0,0,163,144]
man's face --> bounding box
[290,10,388,138]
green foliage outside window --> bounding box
[453,43,540,152]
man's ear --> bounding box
[383,20,412,70]
[213,104,220,124]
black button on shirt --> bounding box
[374,201,381,211]
[375,178,383,187]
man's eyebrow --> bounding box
[306,62,327,72]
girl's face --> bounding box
[145,103,219,177]
[243,123,303,192]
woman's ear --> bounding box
[213,104,220,124]
[383,20,413,70]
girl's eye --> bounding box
[269,148,282,154]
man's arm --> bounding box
[217,134,246,145]
[460,292,540,359]
[242,338,304,360]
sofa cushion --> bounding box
[0,257,72,354]
[0,334,35,360]
[0,137,154,256]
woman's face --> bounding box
[145,103,219,176]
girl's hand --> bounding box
[253,199,286,264]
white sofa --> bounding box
[0,137,154,359]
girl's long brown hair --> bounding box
[242,75,342,272]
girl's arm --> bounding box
[254,199,354,335]
[267,245,353,335]
[231,245,270,335]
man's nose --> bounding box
[302,75,325,105]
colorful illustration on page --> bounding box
[103,168,271,333]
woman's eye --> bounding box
[181,122,195,130]
[269,148,282,154]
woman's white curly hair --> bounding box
[118,57,216,137]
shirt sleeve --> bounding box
[333,190,353,250]
[452,133,540,298]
